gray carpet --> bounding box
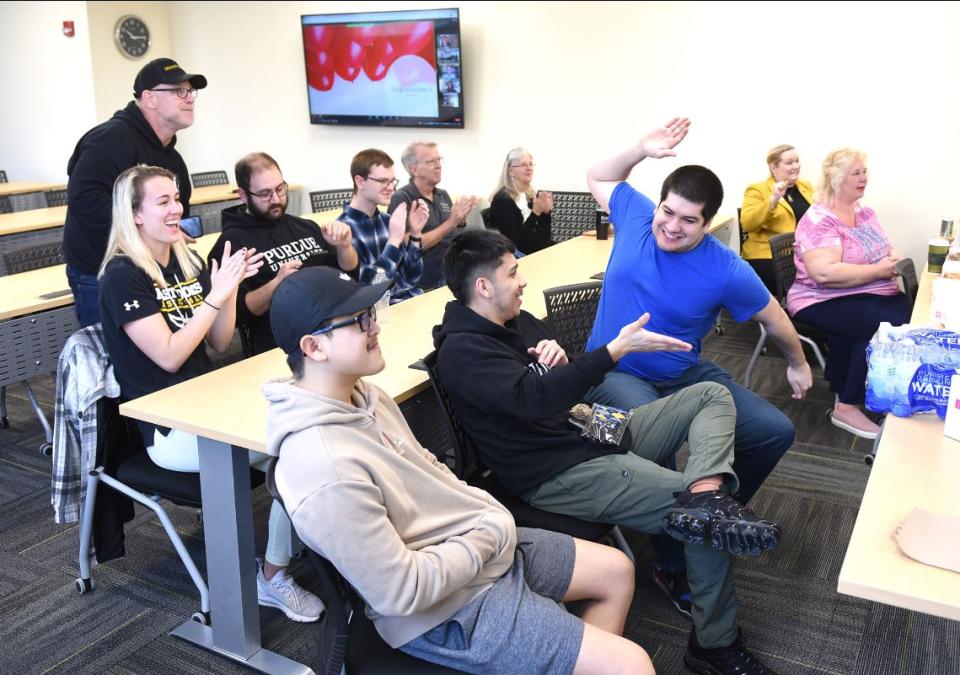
[0,319,957,674]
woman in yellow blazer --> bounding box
[740,144,814,293]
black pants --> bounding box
[794,293,912,404]
[745,258,777,295]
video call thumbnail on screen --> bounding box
[302,8,464,128]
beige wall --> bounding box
[3,1,959,267]
[87,1,172,121]
[0,1,97,182]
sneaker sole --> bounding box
[683,650,724,674]
[663,510,780,557]
[829,413,878,440]
[257,592,324,623]
[652,574,692,619]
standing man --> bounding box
[584,118,813,617]
[207,152,358,354]
[390,141,476,290]
[64,57,206,326]
[338,149,428,303]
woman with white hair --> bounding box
[489,147,555,253]
[98,164,324,623]
[787,149,911,440]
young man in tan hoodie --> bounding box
[263,266,654,675]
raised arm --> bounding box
[587,117,690,211]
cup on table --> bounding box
[595,209,610,240]
[928,237,950,273]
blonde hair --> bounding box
[99,165,201,286]
[817,148,867,204]
[491,147,535,202]
[766,144,795,175]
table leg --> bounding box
[169,437,313,674]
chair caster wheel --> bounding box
[195,509,203,525]
[0,416,8,429]
[714,325,725,335]
[863,454,875,466]
[191,611,210,625]
[40,442,52,457]
[76,577,94,594]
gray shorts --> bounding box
[400,527,583,675]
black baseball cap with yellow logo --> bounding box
[133,57,207,98]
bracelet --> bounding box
[203,299,222,311]
[409,235,422,243]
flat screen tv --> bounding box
[301,8,464,128]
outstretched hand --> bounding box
[606,312,692,361]
[639,117,691,159]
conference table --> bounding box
[838,267,960,621]
[0,180,65,197]
[117,234,617,672]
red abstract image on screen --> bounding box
[303,22,437,92]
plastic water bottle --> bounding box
[372,267,391,323]
[866,341,896,413]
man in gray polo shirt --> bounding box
[390,141,477,290]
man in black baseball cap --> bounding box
[270,267,390,377]
[63,56,208,327]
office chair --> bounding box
[309,189,353,213]
[263,458,459,675]
[190,170,229,188]
[543,280,603,357]
[895,258,919,310]
[743,232,827,389]
[550,191,601,242]
[0,169,7,183]
[43,188,69,208]
[480,207,493,230]
[0,239,66,276]
[423,350,635,561]
[0,195,11,214]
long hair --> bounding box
[99,164,201,286]
[491,147,535,202]
[817,148,867,204]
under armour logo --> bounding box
[339,273,350,281]
[124,301,140,311]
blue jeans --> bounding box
[587,360,795,571]
[66,265,101,327]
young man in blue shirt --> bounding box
[585,118,813,619]
[338,148,429,302]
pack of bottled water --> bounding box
[865,322,960,418]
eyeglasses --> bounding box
[311,306,377,336]
[150,87,198,99]
[245,182,288,201]
[419,157,443,167]
[365,177,399,189]
[510,162,535,169]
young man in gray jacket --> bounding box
[263,266,653,675]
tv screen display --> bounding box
[301,8,464,128]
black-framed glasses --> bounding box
[311,306,377,336]
[244,181,289,201]
[150,87,198,99]
[365,177,399,189]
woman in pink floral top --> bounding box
[787,149,911,440]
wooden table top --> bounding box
[0,206,68,237]
[838,267,960,621]
[0,181,65,197]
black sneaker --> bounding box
[685,629,777,674]
[653,567,692,618]
[663,487,781,556]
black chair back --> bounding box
[769,232,798,300]
[543,280,603,357]
[0,169,7,183]
[480,207,493,230]
[550,190,601,242]
[0,240,66,276]
[309,189,353,213]
[44,188,68,207]
[895,258,919,309]
[0,195,11,214]
[737,207,748,247]
[190,170,229,188]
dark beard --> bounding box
[247,197,287,221]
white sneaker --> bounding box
[257,562,325,622]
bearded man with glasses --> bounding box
[206,152,359,355]
[338,148,430,303]
[64,57,207,327]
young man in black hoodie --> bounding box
[433,230,783,675]
[207,152,358,354]
[64,57,207,327]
